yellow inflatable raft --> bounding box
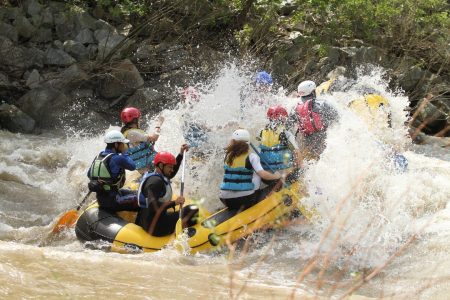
[175,181,307,253]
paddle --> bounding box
[178,149,187,224]
[51,191,92,234]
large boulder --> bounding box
[97,59,144,99]
[125,87,167,115]
[63,40,89,62]
[75,28,94,45]
[0,103,36,133]
[16,87,72,128]
[24,0,43,18]
[25,69,43,89]
[97,34,126,61]
[31,28,53,43]
[0,36,44,77]
[54,12,76,41]
[44,48,76,66]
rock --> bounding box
[24,0,43,18]
[41,8,54,27]
[74,11,97,31]
[94,19,115,31]
[63,40,89,61]
[0,37,43,77]
[126,88,166,114]
[97,34,125,60]
[0,72,9,86]
[60,64,89,82]
[399,65,425,92]
[70,88,94,100]
[25,69,43,89]
[44,48,76,66]
[13,16,36,39]
[3,7,23,21]
[0,103,36,133]
[53,40,63,49]
[31,28,53,43]
[416,96,447,129]
[16,87,72,128]
[94,28,114,42]
[163,45,189,71]
[54,12,76,41]
[86,44,98,59]
[97,59,144,99]
[75,28,94,44]
[0,22,18,42]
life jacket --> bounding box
[123,128,157,170]
[88,153,125,192]
[137,172,173,208]
[295,100,324,136]
[259,127,293,171]
[220,153,255,191]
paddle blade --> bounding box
[52,210,79,234]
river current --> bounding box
[1,64,449,299]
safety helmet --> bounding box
[255,71,273,85]
[104,130,129,144]
[181,86,199,103]
[153,152,176,166]
[297,80,317,97]
[231,129,250,143]
[120,107,141,124]
[267,105,288,121]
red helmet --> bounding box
[153,152,176,166]
[267,105,288,121]
[120,107,141,124]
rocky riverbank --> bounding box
[0,0,448,140]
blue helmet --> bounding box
[255,71,273,85]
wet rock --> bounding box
[13,16,36,39]
[63,40,89,61]
[97,59,144,99]
[16,87,72,128]
[399,65,425,92]
[0,22,18,42]
[25,69,43,89]
[75,28,94,44]
[0,103,36,133]
[44,48,76,66]
[94,28,114,43]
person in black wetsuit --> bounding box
[135,144,189,236]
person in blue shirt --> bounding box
[87,130,138,212]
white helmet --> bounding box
[297,80,317,96]
[231,129,250,143]
[104,130,129,144]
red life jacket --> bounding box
[295,100,324,135]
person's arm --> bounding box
[168,144,189,179]
[148,115,165,142]
[117,154,136,171]
[249,153,281,181]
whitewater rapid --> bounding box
[0,63,449,299]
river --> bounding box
[1,64,449,299]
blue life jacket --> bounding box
[137,172,172,208]
[220,153,255,191]
[126,142,157,170]
[259,128,293,171]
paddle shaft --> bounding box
[178,149,187,220]
[250,143,276,173]
[76,191,92,211]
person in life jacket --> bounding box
[289,80,339,160]
[120,107,164,173]
[135,144,189,236]
[87,130,138,212]
[219,129,282,210]
[258,105,301,172]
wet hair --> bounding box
[224,140,249,165]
